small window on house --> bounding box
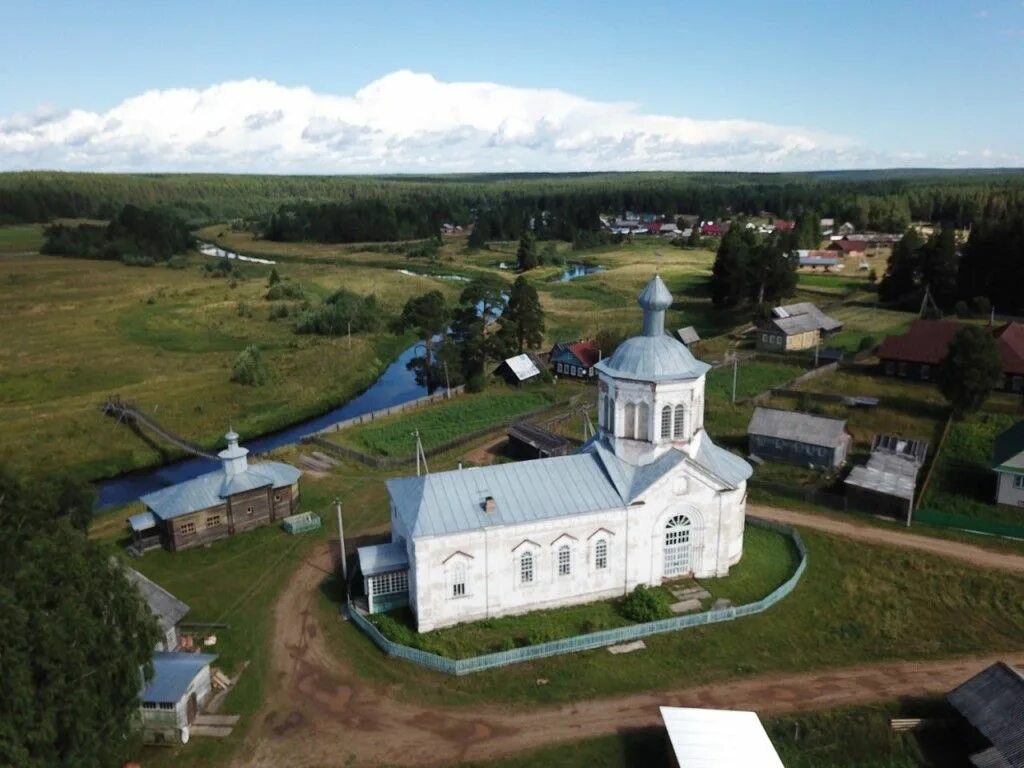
[206,514,221,529]
[450,562,467,598]
[180,521,196,536]
[558,544,571,576]
[142,702,157,710]
[661,405,673,438]
[274,493,281,502]
[246,506,254,516]
[520,551,534,584]
[595,539,608,570]
[1014,475,1024,490]
[885,361,895,375]
[761,333,768,343]
[921,364,930,380]
[556,362,564,373]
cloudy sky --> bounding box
[2,0,1022,173]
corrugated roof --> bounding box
[141,461,301,520]
[878,319,960,365]
[659,707,785,768]
[128,511,156,532]
[501,353,540,381]
[993,421,1024,472]
[773,302,843,333]
[596,334,711,382]
[845,453,920,501]
[357,542,409,576]
[124,568,189,632]
[747,407,848,448]
[771,314,823,335]
[141,652,217,704]
[948,662,1024,768]
[675,326,701,345]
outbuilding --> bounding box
[756,302,842,353]
[124,567,190,651]
[659,706,784,767]
[845,434,928,521]
[947,661,1024,768]
[506,421,569,459]
[139,652,217,745]
[747,407,851,469]
[494,353,541,386]
[993,420,1024,509]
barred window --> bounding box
[661,405,673,438]
[180,521,196,536]
[595,539,608,570]
[206,514,221,529]
[520,551,534,583]
[371,570,408,596]
[450,562,467,598]
[674,405,686,437]
[558,545,571,576]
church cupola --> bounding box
[218,430,249,476]
[638,274,673,337]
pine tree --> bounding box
[516,232,538,271]
[502,276,545,352]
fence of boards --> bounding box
[346,518,807,676]
[914,508,1024,540]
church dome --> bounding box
[595,275,711,382]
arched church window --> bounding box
[674,405,686,438]
[636,402,650,440]
[594,539,608,570]
[623,402,637,439]
[664,514,692,577]
[660,405,673,438]
[520,551,534,584]
[557,545,571,576]
[606,396,615,435]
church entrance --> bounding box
[663,514,692,576]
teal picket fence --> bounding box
[347,518,807,676]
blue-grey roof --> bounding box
[388,433,750,538]
[141,652,217,704]
[123,568,189,632]
[357,542,410,576]
[638,274,673,310]
[128,511,156,532]
[595,334,711,382]
[141,461,301,520]
[747,407,848,449]
[948,662,1024,768]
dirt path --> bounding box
[233,539,1024,768]
[749,504,1024,573]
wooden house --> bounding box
[947,662,1024,768]
[747,407,851,470]
[756,302,842,353]
[877,319,959,381]
[992,421,1024,509]
[129,431,301,552]
[139,652,217,745]
[550,340,600,379]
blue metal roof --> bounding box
[357,542,410,576]
[141,652,217,704]
[638,274,673,310]
[141,461,301,520]
[128,511,156,532]
[595,334,711,382]
[388,433,750,539]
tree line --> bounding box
[41,204,193,266]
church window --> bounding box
[664,515,692,577]
[660,405,673,438]
[636,402,650,440]
[520,551,534,583]
[595,539,608,570]
[623,403,637,439]
[450,562,467,598]
[674,405,686,437]
[605,396,615,434]
[557,545,571,576]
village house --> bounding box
[358,276,752,632]
[129,431,302,552]
[747,407,851,470]
[139,652,218,745]
[820,217,835,234]
[995,322,1024,393]
[660,707,784,767]
[124,567,190,651]
[877,319,959,381]
[828,239,868,255]
[992,421,1024,509]
[550,339,600,379]
[756,302,842,353]
[845,434,928,521]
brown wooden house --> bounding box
[130,431,301,552]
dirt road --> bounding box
[233,537,1024,768]
[750,504,1024,573]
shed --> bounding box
[357,542,410,614]
[123,567,190,651]
[747,407,851,469]
[659,706,784,767]
[947,661,1024,768]
[674,326,701,347]
[494,353,541,385]
[139,652,217,745]
[507,421,569,459]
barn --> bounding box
[139,652,217,745]
[747,407,851,470]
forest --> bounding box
[3,170,1024,240]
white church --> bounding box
[357,275,753,632]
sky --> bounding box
[1,0,1022,173]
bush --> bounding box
[265,282,305,301]
[165,254,187,269]
[119,253,155,267]
[466,373,486,393]
[857,335,878,353]
[972,296,992,316]
[268,304,290,321]
[620,584,672,623]
[295,290,383,335]
[230,345,268,386]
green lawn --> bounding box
[0,223,45,254]
[321,527,1024,708]
[335,386,560,458]
[828,305,915,352]
[369,526,799,659]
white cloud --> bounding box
[0,70,1012,172]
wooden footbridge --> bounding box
[101,396,219,460]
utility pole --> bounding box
[335,498,348,586]
[413,430,429,476]
[731,353,739,405]
[443,361,451,398]
[347,320,352,350]
[814,336,820,368]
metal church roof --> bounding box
[638,274,673,310]
[123,567,189,633]
[141,461,301,520]
[948,662,1024,768]
[141,652,217,705]
[596,334,711,382]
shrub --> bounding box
[972,295,992,316]
[230,345,268,386]
[295,290,383,335]
[466,373,486,393]
[268,304,290,321]
[265,282,305,301]
[620,584,672,623]
[857,335,878,353]
[165,254,187,269]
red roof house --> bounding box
[829,239,868,254]
[996,322,1024,376]
[774,220,796,231]
[550,339,600,378]
[878,319,960,365]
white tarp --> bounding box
[659,707,784,768]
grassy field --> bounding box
[828,305,916,352]
[334,386,560,458]
[467,703,951,768]
[0,222,45,254]
[321,526,1024,708]
[370,526,798,658]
